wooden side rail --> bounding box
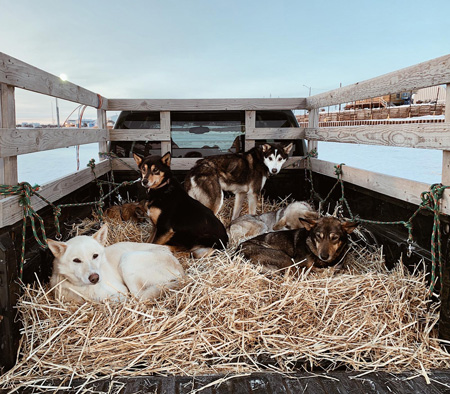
[0,52,107,109]
[305,123,450,150]
[0,128,109,157]
[308,158,444,213]
[306,54,450,109]
[0,160,111,228]
[107,98,307,111]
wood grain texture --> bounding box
[160,111,171,155]
[108,129,170,141]
[0,160,111,227]
[307,109,319,153]
[245,110,256,150]
[305,123,450,150]
[97,109,108,154]
[441,84,450,212]
[246,127,305,139]
[0,128,109,157]
[107,98,307,111]
[307,54,450,109]
[0,52,107,109]
[0,84,18,185]
[308,158,444,212]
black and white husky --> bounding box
[185,143,293,220]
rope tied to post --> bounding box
[0,182,49,279]
[305,155,450,296]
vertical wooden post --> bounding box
[160,111,171,156]
[0,84,18,186]
[245,110,256,151]
[307,108,319,155]
[442,84,450,185]
[97,108,108,160]
[439,83,450,342]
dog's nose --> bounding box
[89,273,99,284]
[142,178,149,185]
[319,252,329,261]
[271,168,278,174]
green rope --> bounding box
[304,155,450,296]
[0,157,140,279]
[0,183,48,279]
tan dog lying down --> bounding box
[48,224,185,302]
[228,201,318,242]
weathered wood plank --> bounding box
[309,158,443,212]
[307,109,319,154]
[0,52,107,109]
[306,123,450,150]
[245,110,256,150]
[0,160,111,227]
[441,84,450,213]
[0,128,109,157]
[108,129,170,141]
[246,127,305,140]
[107,98,307,112]
[0,84,18,185]
[160,111,171,155]
[307,54,450,109]
[97,109,108,156]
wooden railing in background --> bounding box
[0,51,449,227]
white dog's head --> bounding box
[48,224,109,287]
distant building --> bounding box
[413,85,447,105]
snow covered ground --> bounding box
[17,142,442,186]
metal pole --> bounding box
[56,98,60,127]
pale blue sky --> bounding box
[1,0,449,123]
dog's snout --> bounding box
[319,252,329,261]
[271,168,278,174]
[89,273,99,284]
[142,178,149,186]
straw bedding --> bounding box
[1,197,450,390]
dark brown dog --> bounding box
[104,201,149,223]
[133,152,228,258]
[239,216,357,271]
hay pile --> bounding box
[1,198,450,390]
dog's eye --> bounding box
[93,254,98,259]
[316,232,324,240]
[330,234,339,241]
[153,170,160,175]
[73,258,82,263]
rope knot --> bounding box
[334,163,345,177]
[87,159,96,169]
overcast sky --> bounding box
[1,0,449,124]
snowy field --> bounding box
[17,142,442,186]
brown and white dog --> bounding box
[48,224,185,302]
[228,201,318,243]
[185,143,293,220]
[239,216,357,272]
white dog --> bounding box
[48,224,185,302]
[228,201,318,243]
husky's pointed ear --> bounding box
[161,152,171,167]
[93,223,108,246]
[299,217,317,231]
[47,239,68,259]
[341,221,358,234]
[283,142,294,155]
[273,217,287,231]
[261,143,271,153]
[133,153,143,167]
